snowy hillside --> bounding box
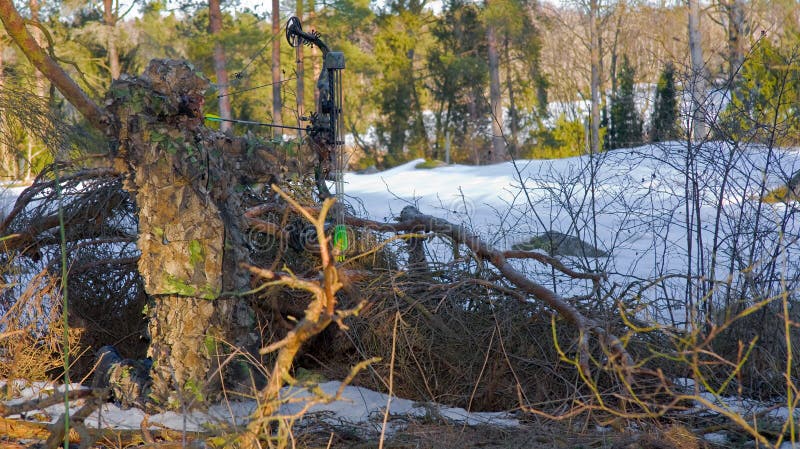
[345,142,800,326]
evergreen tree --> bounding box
[650,62,679,142]
[426,0,488,161]
[607,55,642,149]
[372,3,432,165]
[722,38,800,146]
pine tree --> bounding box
[722,38,800,145]
[650,62,679,142]
[426,0,488,161]
[607,55,642,149]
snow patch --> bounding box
[3,380,518,434]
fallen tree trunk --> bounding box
[246,201,630,377]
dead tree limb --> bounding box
[0,389,93,417]
[386,206,631,373]
[245,202,632,376]
[502,250,605,282]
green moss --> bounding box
[514,235,552,252]
[189,239,204,267]
[183,378,205,403]
[164,274,219,300]
[204,335,217,356]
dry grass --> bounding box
[0,267,82,398]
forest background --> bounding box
[0,0,798,180]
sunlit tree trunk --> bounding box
[28,0,43,94]
[486,6,504,161]
[209,0,232,132]
[272,0,282,128]
[103,0,120,80]
[408,48,429,158]
[309,0,319,109]
[296,0,305,118]
[25,0,44,181]
[688,0,707,141]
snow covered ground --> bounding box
[344,142,800,326]
[2,380,517,434]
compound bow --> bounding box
[286,16,348,260]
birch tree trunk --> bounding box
[688,0,707,141]
[209,0,232,132]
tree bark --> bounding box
[296,0,305,118]
[486,12,505,161]
[688,0,707,141]
[504,35,518,157]
[209,0,232,132]
[271,0,282,128]
[0,0,109,131]
[0,41,11,180]
[724,0,746,81]
[103,0,120,79]
[589,0,601,154]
